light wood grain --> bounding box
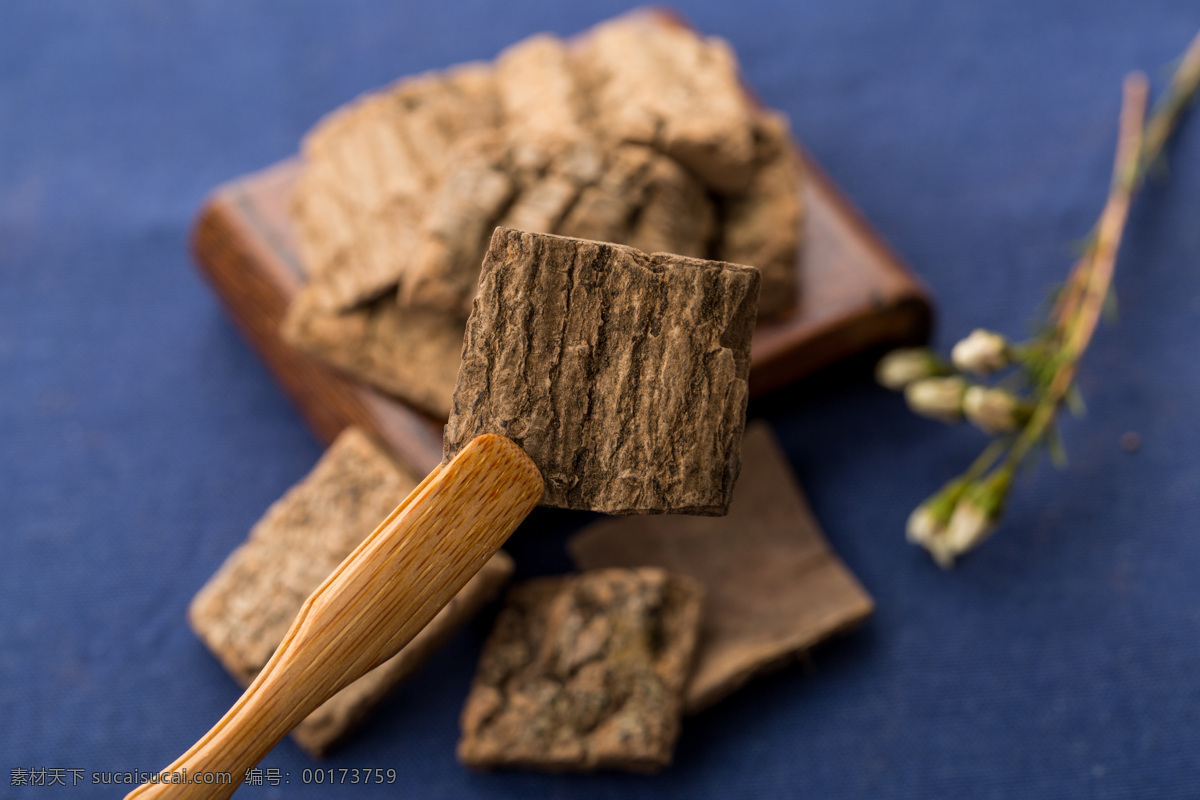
[125,434,543,799]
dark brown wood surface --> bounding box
[191,147,931,478]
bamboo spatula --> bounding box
[125,433,542,799]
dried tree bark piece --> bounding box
[627,152,717,259]
[396,132,515,317]
[497,139,604,238]
[293,63,501,311]
[495,33,589,172]
[281,287,464,420]
[458,568,703,773]
[568,422,875,713]
[578,19,757,194]
[293,95,423,310]
[421,137,606,302]
[398,63,502,180]
[188,428,515,755]
[555,143,655,245]
[716,112,804,319]
[443,227,760,515]
[497,173,580,236]
[553,143,717,264]
[554,139,606,185]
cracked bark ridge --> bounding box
[553,143,717,261]
[497,140,605,239]
[715,112,804,319]
[281,286,464,419]
[396,132,516,316]
[188,428,513,755]
[498,171,581,237]
[443,228,760,515]
[555,143,655,246]
[579,18,757,194]
[626,151,717,259]
[568,422,875,713]
[458,568,703,773]
[495,33,589,172]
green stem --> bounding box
[907,29,1200,564]
[1006,71,1155,472]
[965,438,1008,482]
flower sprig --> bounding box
[878,29,1200,568]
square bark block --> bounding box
[569,421,874,712]
[458,568,703,772]
[188,427,513,755]
[443,227,760,515]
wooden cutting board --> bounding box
[191,146,931,477]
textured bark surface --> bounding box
[292,63,501,311]
[458,568,703,773]
[281,286,464,419]
[498,171,581,236]
[716,112,804,319]
[495,34,589,170]
[397,132,515,317]
[188,428,513,755]
[626,152,717,259]
[554,143,655,246]
[579,19,757,194]
[568,422,874,713]
[443,228,760,515]
[288,13,803,335]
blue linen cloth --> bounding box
[2,1,1198,796]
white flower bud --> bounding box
[876,348,937,390]
[905,505,943,546]
[924,537,959,569]
[904,376,965,423]
[963,386,1022,434]
[941,500,996,562]
[907,506,956,568]
[951,329,1009,375]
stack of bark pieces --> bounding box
[282,15,804,420]
[188,422,873,769]
[188,14,870,773]
[443,230,874,772]
[189,226,874,770]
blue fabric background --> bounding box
[3,1,1199,797]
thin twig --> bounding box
[1006,74,1149,469]
[1140,28,1200,175]
[890,29,1200,565]
[1046,30,1200,340]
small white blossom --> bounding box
[924,536,959,569]
[941,500,996,562]
[909,498,996,568]
[876,348,937,390]
[963,386,1022,434]
[951,329,1010,375]
[905,505,943,546]
[907,505,958,568]
[904,376,966,423]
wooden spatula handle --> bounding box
[125,434,543,799]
